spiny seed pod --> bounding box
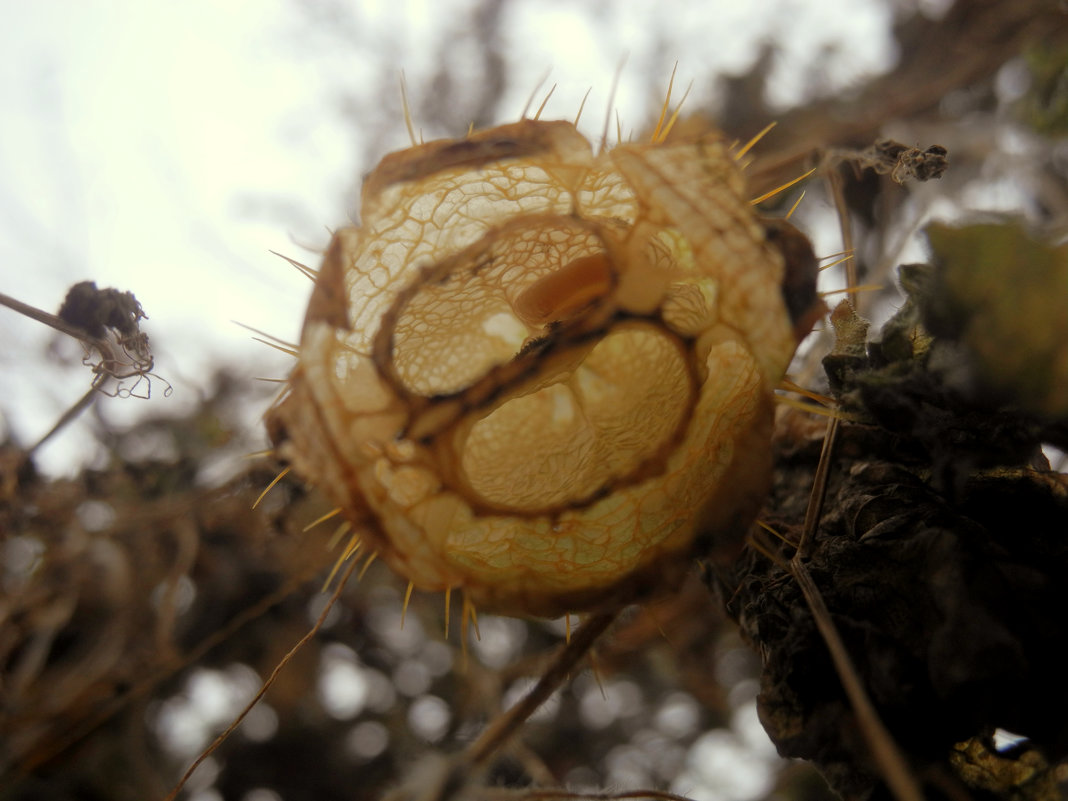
[268,118,817,618]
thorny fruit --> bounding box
[268,119,817,618]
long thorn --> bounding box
[785,189,806,220]
[321,535,359,593]
[357,551,378,581]
[819,253,855,271]
[653,79,692,144]
[778,377,834,405]
[650,62,678,143]
[573,87,592,127]
[444,587,452,640]
[251,338,299,358]
[520,69,551,119]
[599,55,627,154]
[820,283,883,298]
[233,321,298,349]
[401,581,415,629]
[302,507,342,533]
[533,84,556,120]
[749,168,816,206]
[269,250,318,280]
[772,395,844,419]
[399,72,417,146]
[734,122,777,161]
[252,466,291,510]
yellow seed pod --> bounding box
[269,119,806,618]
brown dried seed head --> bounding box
[269,119,802,617]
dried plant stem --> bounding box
[18,561,322,775]
[163,556,360,801]
[25,385,100,458]
[786,157,923,800]
[0,291,100,345]
[0,288,162,396]
[796,416,839,560]
[825,165,857,301]
[462,610,619,771]
[0,291,121,452]
[788,560,924,801]
[483,789,699,801]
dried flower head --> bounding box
[269,118,812,617]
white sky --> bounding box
[0,0,894,477]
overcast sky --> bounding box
[0,1,895,477]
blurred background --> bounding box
[2,2,1065,800]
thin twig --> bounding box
[788,561,925,801]
[26,385,101,458]
[0,289,159,391]
[163,556,360,801]
[0,290,104,346]
[481,789,699,801]
[783,160,924,801]
[462,610,619,771]
[796,416,839,560]
[18,559,324,774]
